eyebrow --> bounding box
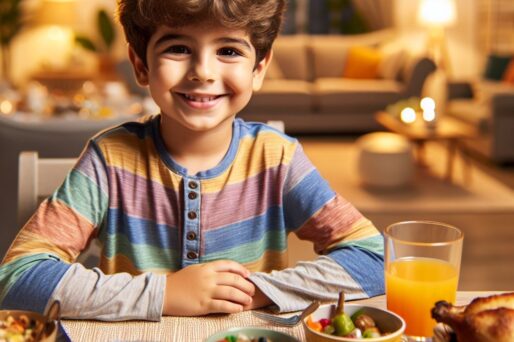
[154,34,189,48]
[154,33,252,51]
[215,37,252,51]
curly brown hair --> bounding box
[117,0,286,66]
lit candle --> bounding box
[420,97,437,129]
[420,97,436,112]
[400,107,417,124]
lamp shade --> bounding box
[418,0,456,27]
[34,0,76,27]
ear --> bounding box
[128,45,149,86]
[252,50,273,91]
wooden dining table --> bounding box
[61,291,500,341]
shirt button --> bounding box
[188,181,198,189]
[187,251,198,259]
[187,211,197,220]
[186,231,197,240]
[188,192,197,200]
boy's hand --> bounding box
[163,260,255,316]
[245,285,273,310]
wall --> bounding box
[394,0,481,80]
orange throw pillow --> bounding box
[343,46,382,79]
[502,58,514,84]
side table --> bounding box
[375,112,478,182]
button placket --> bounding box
[182,178,200,267]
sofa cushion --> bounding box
[265,57,284,80]
[271,35,310,81]
[447,99,490,133]
[314,78,402,112]
[378,43,408,80]
[472,80,514,104]
[308,29,395,79]
[342,46,382,79]
[245,79,312,113]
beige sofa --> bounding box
[447,81,514,164]
[239,31,436,133]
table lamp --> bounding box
[417,0,456,76]
[32,0,76,70]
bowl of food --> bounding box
[302,303,405,342]
[205,327,300,342]
[0,309,57,342]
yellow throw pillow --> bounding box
[343,46,382,79]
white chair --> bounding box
[266,120,285,133]
[17,151,99,266]
[18,151,77,227]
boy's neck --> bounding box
[159,116,234,176]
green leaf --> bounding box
[75,35,97,52]
[97,9,115,51]
[0,0,24,45]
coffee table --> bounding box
[375,111,478,182]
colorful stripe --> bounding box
[1,116,383,311]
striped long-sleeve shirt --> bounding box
[0,116,384,320]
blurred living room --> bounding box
[0,0,513,293]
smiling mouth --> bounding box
[178,93,225,102]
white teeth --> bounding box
[183,94,218,102]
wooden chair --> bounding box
[17,151,99,266]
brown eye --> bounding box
[166,45,191,54]
[218,47,241,57]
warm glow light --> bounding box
[400,107,417,124]
[358,132,411,154]
[418,0,456,27]
[46,26,71,42]
[35,0,76,27]
[420,97,436,112]
[0,100,14,115]
[423,110,436,122]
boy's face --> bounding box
[130,22,270,132]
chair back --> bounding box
[18,151,76,227]
[18,151,100,266]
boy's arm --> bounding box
[248,144,384,313]
[0,142,165,320]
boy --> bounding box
[0,0,384,320]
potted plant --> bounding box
[0,0,24,85]
[75,8,117,79]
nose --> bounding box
[188,53,215,83]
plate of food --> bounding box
[205,327,300,342]
[302,302,406,342]
[0,309,57,342]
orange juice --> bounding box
[385,257,458,337]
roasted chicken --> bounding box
[431,292,514,342]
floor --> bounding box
[288,135,514,291]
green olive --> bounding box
[323,324,335,335]
[332,313,355,337]
[363,327,381,338]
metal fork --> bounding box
[252,301,320,327]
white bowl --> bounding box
[302,303,405,342]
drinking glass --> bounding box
[384,221,463,340]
